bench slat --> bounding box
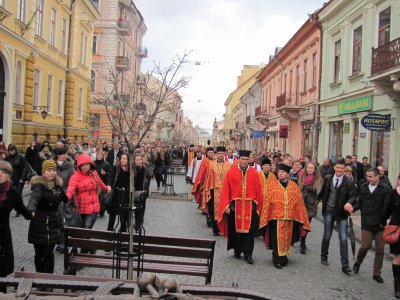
[66,227,214,248]
[68,238,213,259]
[77,253,208,267]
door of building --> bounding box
[0,58,5,142]
[329,121,344,161]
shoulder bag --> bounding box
[383,225,400,244]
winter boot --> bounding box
[300,237,307,255]
[392,264,400,298]
[34,255,45,273]
[43,254,55,274]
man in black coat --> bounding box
[351,155,365,184]
[349,167,391,283]
[5,144,30,195]
[319,158,334,179]
[318,158,357,275]
[94,151,113,217]
[106,140,122,166]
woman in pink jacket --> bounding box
[66,154,111,230]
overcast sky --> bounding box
[135,0,324,132]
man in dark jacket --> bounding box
[318,159,357,274]
[94,151,113,217]
[349,167,391,283]
[351,155,365,184]
[106,140,122,166]
[319,158,334,179]
[5,144,30,195]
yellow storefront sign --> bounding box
[338,96,371,115]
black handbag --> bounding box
[62,200,82,228]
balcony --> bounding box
[371,37,400,76]
[370,37,400,101]
[137,47,148,58]
[115,56,129,71]
[275,93,300,120]
[117,19,132,36]
[255,105,271,125]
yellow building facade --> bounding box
[223,65,259,147]
[0,0,99,149]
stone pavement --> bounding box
[10,176,396,299]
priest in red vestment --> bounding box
[218,150,263,264]
[201,146,231,236]
[192,147,214,210]
[260,163,311,269]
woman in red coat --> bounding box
[66,154,111,230]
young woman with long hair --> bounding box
[298,162,323,254]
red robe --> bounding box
[218,165,263,237]
[191,158,212,207]
[201,160,231,219]
[260,180,311,256]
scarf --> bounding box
[304,175,314,186]
[0,181,10,201]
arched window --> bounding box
[15,61,22,104]
[90,70,95,92]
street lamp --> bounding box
[33,105,49,119]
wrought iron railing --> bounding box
[371,37,400,76]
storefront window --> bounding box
[329,121,343,161]
[371,130,390,173]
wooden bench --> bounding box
[64,227,215,284]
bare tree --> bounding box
[93,51,191,279]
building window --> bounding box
[329,121,343,161]
[34,69,40,107]
[0,0,4,7]
[15,61,22,104]
[50,8,57,47]
[303,59,308,92]
[90,70,95,92]
[92,36,97,54]
[47,75,53,112]
[57,80,63,115]
[92,0,99,9]
[36,0,43,36]
[295,65,300,104]
[283,74,287,94]
[289,70,292,99]
[312,53,317,87]
[334,39,341,82]
[80,33,87,65]
[378,6,391,47]
[352,26,362,74]
[78,88,83,119]
[17,0,25,22]
[61,18,67,54]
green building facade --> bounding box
[317,0,400,182]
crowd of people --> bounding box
[0,138,400,297]
[0,138,186,293]
[186,145,400,298]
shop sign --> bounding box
[361,114,391,131]
[299,106,314,122]
[360,132,366,138]
[251,130,265,138]
[338,96,371,115]
[279,125,288,138]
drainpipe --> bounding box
[63,0,76,139]
[310,13,323,161]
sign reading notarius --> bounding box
[361,114,391,131]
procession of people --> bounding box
[0,138,400,298]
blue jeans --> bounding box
[321,212,349,267]
[81,213,98,229]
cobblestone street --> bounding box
[10,175,395,299]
